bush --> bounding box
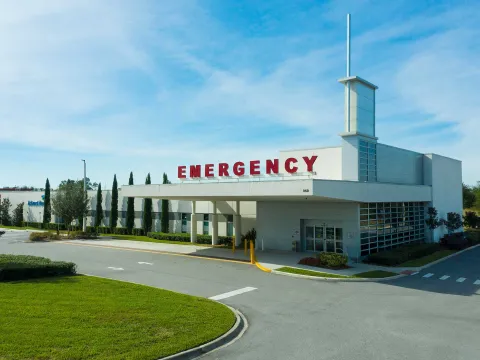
[132,228,145,236]
[113,227,128,235]
[440,232,468,250]
[365,243,441,266]
[0,254,76,281]
[96,226,112,234]
[241,228,256,244]
[21,222,43,229]
[298,257,320,267]
[317,253,348,268]
[66,231,98,240]
[29,232,61,241]
[147,232,233,245]
[466,229,480,246]
[464,211,479,229]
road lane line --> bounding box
[423,273,434,278]
[410,272,419,276]
[456,277,466,283]
[474,280,480,285]
[138,262,153,265]
[439,275,450,280]
[107,267,124,271]
[209,287,257,301]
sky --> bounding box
[0,0,479,189]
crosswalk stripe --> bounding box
[474,280,480,285]
[456,277,466,283]
[439,275,450,280]
[423,273,434,278]
[410,272,419,276]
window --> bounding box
[203,214,209,235]
[359,140,377,182]
[359,202,425,256]
[226,215,233,236]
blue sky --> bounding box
[0,0,479,189]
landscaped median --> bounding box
[275,267,398,279]
[0,255,237,360]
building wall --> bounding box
[0,190,257,237]
[279,147,342,180]
[423,154,463,242]
[256,201,360,255]
[376,144,424,185]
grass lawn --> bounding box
[0,276,235,360]
[276,267,397,279]
[398,249,456,267]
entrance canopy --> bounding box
[121,179,431,203]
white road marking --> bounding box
[138,262,153,265]
[209,287,257,301]
[456,277,466,283]
[474,280,480,285]
[410,272,419,276]
[107,267,124,271]
[439,275,450,280]
[423,273,434,278]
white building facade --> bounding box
[0,66,463,261]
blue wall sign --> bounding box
[28,201,44,207]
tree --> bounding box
[161,173,170,233]
[463,183,476,209]
[95,183,104,227]
[143,173,153,234]
[126,172,135,234]
[464,211,479,229]
[12,202,24,227]
[425,207,441,230]
[60,177,98,191]
[0,198,12,226]
[444,212,462,234]
[51,181,89,232]
[43,178,52,224]
[111,174,118,229]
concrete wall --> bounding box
[256,201,360,255]
[423,154,463,242]
[341,136,360,181]
[279,147,342,180]
[377,144,423,185]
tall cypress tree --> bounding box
[161,173,170,233]
[126,172,135,234]
[43,178,51,224]
[143,173,152,234]
[95,183,103,227]
[110,174,118,229]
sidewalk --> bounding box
[64,238,408,276]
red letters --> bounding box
[178,166,186,179]
[205,164,214,177]
[250,160,261,175]
[302,156,318,172]
[189,165,201,178]
[266,159,279,174]
[233,162,245,176]
[285,158,298,174]
[219,163,229,176]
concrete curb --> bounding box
[160,306,248,360]
[271,269,406,282]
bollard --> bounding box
[250,240,255,264]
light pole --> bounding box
[81,159,87,232]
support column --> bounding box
[190,201,197,243]
[212,201,218,245]
[234,201,242,246]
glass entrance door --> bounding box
[306,226,315,251]
[314,226,324,252]
[304,222,344,253]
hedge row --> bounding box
[147,232,233,245]
[0,254,76,281]
[365,243,441,266]
[298,253,348,269]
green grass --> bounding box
[0,276,235,360]
[398,249,456,267]
[276,267,397,279]
[100,233,215,247]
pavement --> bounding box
[1,230,479,360]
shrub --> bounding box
[113,227,128,235]
[365,243,441,266]
[29,232,61,241]
[22,222,43,229]
[464,211,479,229]
[0,254,76,281]
[443,212,462,234]
[241,228,256,244]
[440,232,468,250]
[298,257,320,267]
[317,253,348,268]
[132,228,145,236]
[466,229,480,246]
[96,226,112,234]
[66,231,98,240]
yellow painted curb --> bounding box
[254,261,272,273]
